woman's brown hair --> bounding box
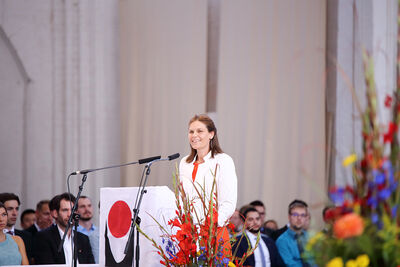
[186,114,223,163]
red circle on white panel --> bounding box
[108,200,132,238]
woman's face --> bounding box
[0,207,7,231]
[188,120,214,152]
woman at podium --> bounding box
[179,114,238,255]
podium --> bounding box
[99,186,176,267]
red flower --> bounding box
[384,95,392,107]
[168,218,181,228]
[383,122,398,143]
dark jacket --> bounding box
[232,232,285,267]
[15,229,33,264]
[33,224,94,264]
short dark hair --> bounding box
[36,200,50,211]
[288,199,308,214]
[249,200,264,207]
[49,195,60,211]
[20,209,35,223]
[0,202,5,212]
[54,193,76,212]
[241,206,259,222]
[0,193,21,206]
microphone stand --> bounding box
[124,163,153,267]
[59,173,87,267]
[59,155,160,267]
[123,153,180,267]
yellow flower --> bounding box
[355,254,369,267]
[228,262,236,267]
[342,153,357,167]
[306,232,324,251]
[345,259,357,267]
[326,257,344,267]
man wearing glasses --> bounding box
[276,200,312,267]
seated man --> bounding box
[232,206,284,267]
[25,200,53,235]
[34,192,94,265]
[276,199,312,267]
[20,209,36,230]
[76,196,99,263]
[249,200,274,237]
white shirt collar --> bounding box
[57,224,76,266]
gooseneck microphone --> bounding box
[69,155,161,175]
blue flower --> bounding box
[378,188,391,200]
[371,213,379,224]
[367,196,378,209]
[374,171,385,185]
[329,188,345,205]
[392,205,398,218]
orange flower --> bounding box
[333,213,364,239]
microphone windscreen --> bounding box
[168,153,180,161]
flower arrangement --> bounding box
[306,14,400,267]
[138,167,257,267]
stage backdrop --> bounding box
[100,186,176,267]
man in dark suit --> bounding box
[232,206,284,267]
[0,192,33,263]
[34,193,94,265]
[25,199,53,235]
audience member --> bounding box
[34,192,94,265]
[0,193,33,263]
[249,200,273,237]
[264,219,279,232]
[77,196,99,263]
[20,209,36,230]
[232,206,284,267]
[276,199,312,267]
[0,202,29,265]
[25,200,52,235]
[49,194,61,221]
[229,209,244,234]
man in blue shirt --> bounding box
[77,196,99,263]
[276,199,312,267]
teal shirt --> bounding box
[0,234,22,266]
[276,228,309,267]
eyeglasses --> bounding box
[290,212,308,218]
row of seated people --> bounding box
[229,199,314,267]
[0,192,98,266]
[1,192,328,267]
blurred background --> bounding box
[0,0,397,229]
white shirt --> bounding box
[3,226,15,235]
[57,225,78,266]
[179,152,237,227]
[246,230,271,267]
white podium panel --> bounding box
[99,186,176,267]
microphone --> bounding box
[139,155,161,164]
[69,155,161,175]
[70,169,94,175]
[168,153,180,161]
[146,153,180,166]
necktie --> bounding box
[295,233,309,267]
[257,237,267,267]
